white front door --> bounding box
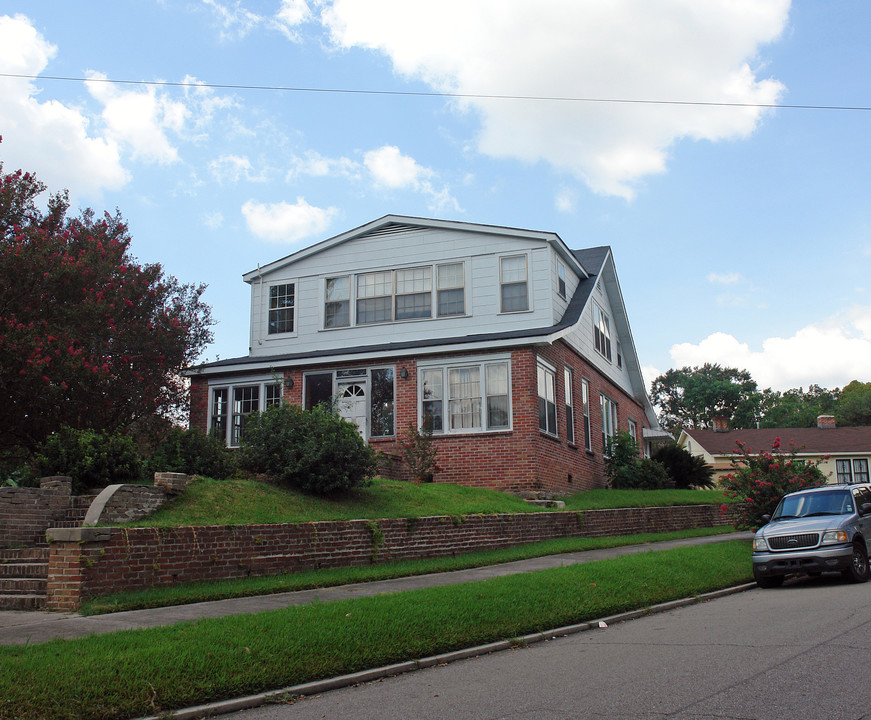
[337,381,368,440]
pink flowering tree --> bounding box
[721,437,827,529]
[0,158,213,460]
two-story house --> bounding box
[188,215,661,495]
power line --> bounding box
[2,72,870,112]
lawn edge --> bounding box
[134,582,757,720]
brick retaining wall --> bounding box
[45,504,737,610]
[0,477,72,547]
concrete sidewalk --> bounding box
[0,531,752,646]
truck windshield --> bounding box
[772,490,853,520]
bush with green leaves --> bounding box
[605,431,670,490]
[146,426,236,479]
[240,403,376,495]
[33,426,143,494]
[722,437,826,528]
[651,443,715,489]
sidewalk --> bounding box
[0,531,753,646]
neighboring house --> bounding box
[678,416,871,485]
[187,215,661,495]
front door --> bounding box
[337,381,368,440]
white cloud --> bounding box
[209,154,265,183]
[85,73,189,165]
[242,197,338,242]
[0,14,128,198]
[320,0,789,199]
[364,145,459,212]
[555,187,577,213]
[273,0,313,40]
[287,150,360,180]
[669,306,871,391]
[202,0,262,39]
[203,211,224,229]
[708,272,743,285]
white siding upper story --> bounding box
[241,216,643,405]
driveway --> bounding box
[224,574,871,720]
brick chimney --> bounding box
[817,415,836,429]
[711,415,730,433]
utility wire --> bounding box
[2,72,870,112]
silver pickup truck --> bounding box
[752,484,871,588]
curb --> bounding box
[136,582,757,720]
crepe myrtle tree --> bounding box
[0,158,213,458]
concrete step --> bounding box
[0,562,47,579]
[0,594,46,611]
[0,577,46,594]
[0,548,48,562]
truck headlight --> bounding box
[821,531,849,545]
[753,535,769,551]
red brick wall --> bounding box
[0,477,72,547]
[188,342,652,494]
[45,504,737,610]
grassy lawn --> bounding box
[80,526,734,615]
[1,540,752,720]
[130,476,730,527]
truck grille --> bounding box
[768,533,820,550]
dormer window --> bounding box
[593,304,612,361]
[324,276,350,328]
[395,266,432,320]
[437,262,465,316]
[268,283,295,335]
[557,261,567,299]
[357,271,393,324]
[500,255,529,312]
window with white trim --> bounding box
[357,271,393,324]
[557,261,567,299]
[628,418,637,447]
[209,378,282,446]
[268,283,295,335]
[564,367,575,444]
[500,255,529,312]
[616,340,623,369]
[419,359,511,433]
[837,459,870,484]
[324,276,350,328]
[395,266,432,320]
[537,362,557,436]
[600,393,617,453]
[581,378,592,451]
[593,304,612,361]
[437,262,465,316]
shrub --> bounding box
[33,427,143,494]
[240,403,376,495]
[722,437,826,529]
[400,420,439,483]
[605,431,670,489]
[146,427,236,479]
[651,443,715,489]
[604,431,640,486]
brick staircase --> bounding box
[0,495,94,611]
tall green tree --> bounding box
[758,384,839,428]
[0,159,214,458]
[649,363,760,435]
[836,380,871,426]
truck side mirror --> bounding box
[860,503,871,516]
[760,514,771,525]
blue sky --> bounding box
[1,1,869,393]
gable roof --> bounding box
[243,214,589,283]
[682,427,871,455]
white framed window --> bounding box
[837,459,870,484]
[437,262,465,316]
[500,255,529,312]
[537,361,557,436]
[593,304,612,361]
[395,266,432,320]
[628,418,637,447]
[600,393,617,453]
[557,261,567,299]
[419,357,511,434]
[209,377,282,447]
[268,283,295,335]
[564,366,575,444]
[581,378,592,451]
[324,276,351,328]
[616,340,623,369]
[357,271,393,324]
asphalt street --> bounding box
[224,574,871,720]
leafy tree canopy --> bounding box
[758,384,839,428]
[0,159,213,458]
[836,380,871,426]
[649,363,759,435]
